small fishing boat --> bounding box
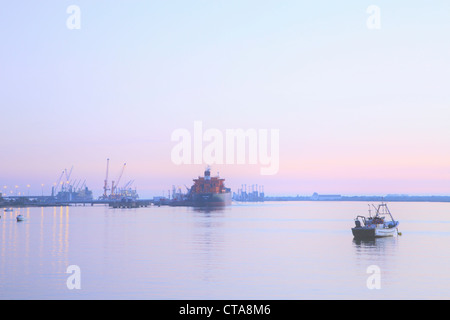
[4,208,14,212]
[352,203,399,239]
[16,214,25,222]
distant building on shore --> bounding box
[311,193,342,201]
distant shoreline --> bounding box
[262,195,450,203]
[2,194,450,209]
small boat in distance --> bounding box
[4,208,14,212]
[16,214,25,222]
[352,203,399,239]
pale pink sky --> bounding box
[1,1,449,198]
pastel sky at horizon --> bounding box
[1,1,449,198]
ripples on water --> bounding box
[1,202,449,299]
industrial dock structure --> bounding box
[3,160,450,209]
[0,160,148,208]
[51,166,93,202]
[99,159,139,202]
[232,184,265,202]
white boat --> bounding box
[352,203,399,238]
[16,214,25,222]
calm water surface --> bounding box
[1,201,449,299]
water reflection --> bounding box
[352,238,377,247]
[191,206,227,214]
[0,206,71,285]
[352,236,399,248]
[1,202,450,299]
[189,207,226,283]
[352,236,399,261]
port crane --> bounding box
[54,170,65,195]
[122,180,134,190]
[100,159,134,200]
[111,163,126,196]
[49,166,93,202]
[73,179,80,191]
[103,158,110,198]
[64,166,73,192]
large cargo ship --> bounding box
[169,167,232,207]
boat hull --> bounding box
[168,192,232,207]
[191,192,232,207]
[352,227,376,239]
[352,226,398,239]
